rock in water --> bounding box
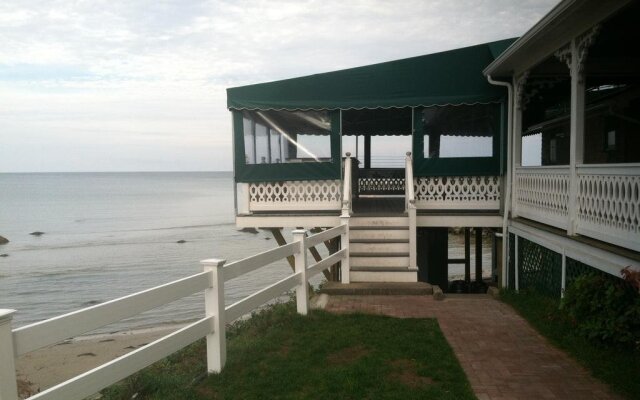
[30,231,45,236]
[176,240,187,244]
[0,254,8,257]
[0,235,8,244]
[239,227,259,234]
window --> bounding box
[421,104,497,159]
[243,110,332,164]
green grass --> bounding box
[102,302,475,400]
[500,289,640,399]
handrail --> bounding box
[405,152,415,212]
[405,152,417,270]
[2,223,350,400]
[342,152,352,216]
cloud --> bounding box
[0,0,559,172]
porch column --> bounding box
[557,26,599,235]
[364,135,371,169]
[511,71,528,219]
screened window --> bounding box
[421,104,497,159]
[243,110,332,164]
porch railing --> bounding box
[413,176,501,210]
[0,225,347,400]
[245,180,342,212]
[514,164,640,252]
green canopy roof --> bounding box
[227,38,516,111]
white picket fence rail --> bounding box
[0,225,347,400]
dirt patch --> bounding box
[326,345,370,365]
[387,359,433,388]
[17,377,37,398]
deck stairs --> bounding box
[348,216,417,282]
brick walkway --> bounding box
[325,294,620,400]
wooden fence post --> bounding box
[292,230,309,315]
[0,309,18,400]
[201,259,226,373]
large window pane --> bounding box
[243,117,255,164]
[242,110,332,164]
[421,104,497,159]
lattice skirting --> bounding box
[414,176,500,210]
[507,236,623,298]
[248,180,342,211]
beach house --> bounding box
[226,0,640,292]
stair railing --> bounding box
[405,152,418,270]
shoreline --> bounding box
[16,323,188,397]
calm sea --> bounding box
[0,172,301,333]
[0,172,493,333]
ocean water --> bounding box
[0,172,300,333]
[0,172,494,334]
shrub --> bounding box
[562,272,640,348]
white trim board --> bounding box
[509,220,640,278]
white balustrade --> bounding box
[414,175,501,210]
[514,167,570,229]
[0,225,348,400]
[576,164,640,252]
[248,180,342,211]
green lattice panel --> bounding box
[518,238,562,297]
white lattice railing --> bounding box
[248,180,342,211]
[514,167,570,229]
[413,176,501,210]
[576,164,640,252]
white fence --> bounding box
[0,225,348,400]
[246,180,342,211]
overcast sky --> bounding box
[1,0,558,172]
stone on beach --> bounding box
[0,235,8,244]
[29,231,45,236]
[239,227,259,234]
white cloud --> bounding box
[0,0,559,172]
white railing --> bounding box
[405,152,417,270]
[413,176,501,210]
[514,164,640,252]
[514,166,570,229]
[247,179,342,211]
[576,164,640,252]
[0,225,347,400]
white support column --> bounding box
[561,251,567,298]
[339,216,350,284]
[568,38,585,236]
[0,309,18,400]
[511,72,528,219]
[201,258,226,373]
[236,183,250,215]
[514,235,519,292]
[292,230,309,315]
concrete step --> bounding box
[350,255,409,267]
[350,269,417,283]
[320,281,432,295]
[349,229,410,240]
[349,217,408,228]
[349,242,409,254]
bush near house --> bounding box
[562,272,640,348]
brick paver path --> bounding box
[325,294,620,400]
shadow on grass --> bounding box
[101,302,475,400]
[500,289,640,400]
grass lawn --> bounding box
[501,289,640,400]
[102,302,475,400]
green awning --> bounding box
[227,38,517,111]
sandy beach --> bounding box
[16,324,186,398]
